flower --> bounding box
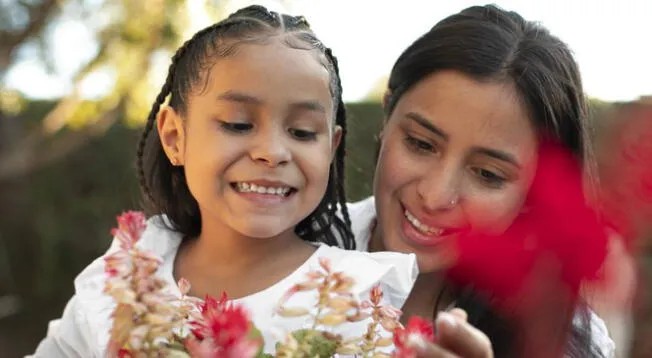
[447,139,609,312]
[105,211,194,357]
[392,316,436,358]
[111,211,147,250]
[185,293,261,358]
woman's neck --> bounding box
[369,221,453,322]
[401,273,454,323]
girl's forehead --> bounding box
[189,39,334,110]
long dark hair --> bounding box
[136,5,354,249]
[386,4,602,357]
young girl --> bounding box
[30,6,417,357]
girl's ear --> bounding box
[157,106,187,166]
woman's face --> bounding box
[373,70,539,273]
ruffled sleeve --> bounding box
[325,246,418,310]
[316,245,418,355]
[27,216,182,358]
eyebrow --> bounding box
[405,112,449,141]
[217,91,261,105]
[217,91,327,114]
[404,111,521,169]
[473,147,522,169]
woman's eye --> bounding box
[219,121,253,133]
[405,135,436,154]
[473,167,507,188]
[289,128,317,141]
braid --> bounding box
[325,47,354,249]
[136,79,170,204]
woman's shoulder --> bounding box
[345,196,376,221]
[342,197,377,251]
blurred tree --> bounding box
[363,74,389,103]
[0,0,192,182]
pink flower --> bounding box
[111,211,147,250]
[393,316,436,358]
[186,293,261,358]
[185,336,259,358]
[117,348,133,357]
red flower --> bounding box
[110,211,146,250]
[117,348,133,357]
[393,316,436,358]
[447,139,609,312]
[186,293,260,358]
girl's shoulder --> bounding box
[314,244,418,309]
[70,215,182,356]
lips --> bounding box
[400,206,464,246]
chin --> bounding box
[239,226,288,239]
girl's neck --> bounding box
[192,219,304,270]
[174,217,315,299]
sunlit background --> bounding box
[4,0,652,103]
[0,1,650,357]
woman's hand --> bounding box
[408,309,493,358]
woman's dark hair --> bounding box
[136,5,354,249]
[386,4,602,357]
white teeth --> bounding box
[404,210,443,235]
[235,182,292,196]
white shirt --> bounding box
[346,196,617,358]
[29,215,418,357]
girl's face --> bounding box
[373,70,539,273]
[158,38,341,239]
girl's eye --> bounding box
[473,167,507,188]
[289,128,317,141]
[404,135,437,154]
[219,121,253,133]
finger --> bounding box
[435,312,493,358]
[447,308,468,321]
[406,335,459,358]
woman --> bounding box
[347,4,615,357]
